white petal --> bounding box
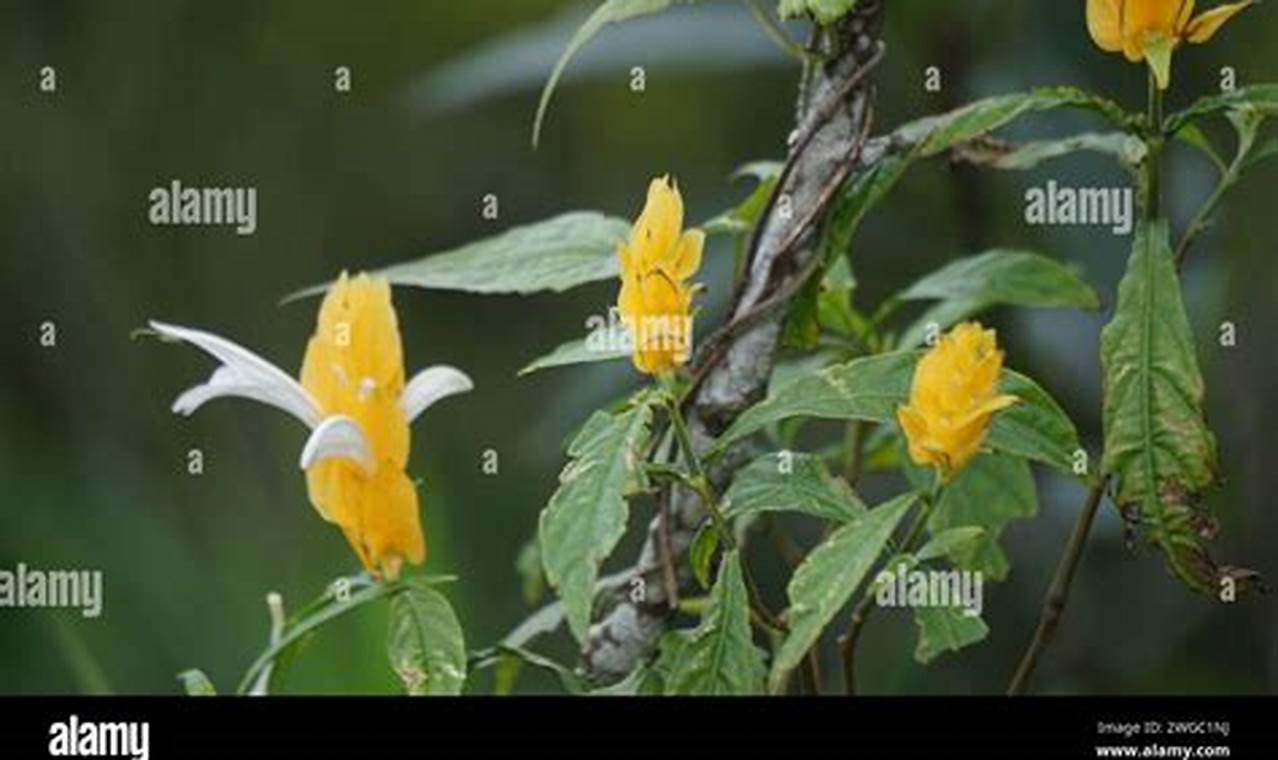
[299,416,375,476]
[401,365,473,423]
[150,320,323,429]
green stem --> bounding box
[838,484,940,694]
[1174,127,1254,269]
[661,384,785,633]
[1145,71,1164,217]
[1007,480,1106,695]
[746,0,809,63]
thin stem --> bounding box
[838,485,939,694]
[662,385,785,633]
[1145,72,1164,217]
[1174,131,1252,269]
[1007,480,1106,695]
[746,0,809,63]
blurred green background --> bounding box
[1,0,1274,695]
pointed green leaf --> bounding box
[927,453,1036,581]
[898,250,1100,310]
[722,452,866,522]
[519,326,630,376]
[1165,84,1278,135]
[289,212,629,300]
[913,606,988,664]
[769,493,914,692]
[894,87,1133,156]
[539,402,654,641]
[665,551,766,695]
[1100,220,1221,594]
[533,0,703,146]
[386,583,467,695]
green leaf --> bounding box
[913,606,988,664]
[1100,220,1221,594]
[533,0,703,146]
[386,583,467,695]
[716,352,1084,476]
[665,550,766,695]
[898,250,1100,310]
[897,298,987,351]
[777,0,858,25]
[955,132,1147,171]
[689,524,719,590]
[927,454,1036,581]
[1242,136,1278,172]
[719,352,916,452]
[519,326,630,376]
[704,163,781,236]
[384,212,629,294]
[1164,84,1278,135]
[1175,123,1228,175]
[291,212,630,300]
[915,527,986,563]
[895,87,1133,157]
[236,575,436,694]
[539,401,654,641]
[722,452,866,522]
[820,151,915,269]
[769,493,914,692]
[177,669,216,696]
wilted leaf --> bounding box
[539,401,654,641]
[386,583,467,695]
[769,493,914,692]
[954,132,1146,171]
[1100,220,1223,594]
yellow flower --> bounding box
[617,176,704,376]
[896,322,1020,481]
[151,272,473,580]
[1086,0,1254,90]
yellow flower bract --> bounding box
[1086,0,1253,90]
[896,322,1020,481]
[617,176,704,376]
[301,271,424,579]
